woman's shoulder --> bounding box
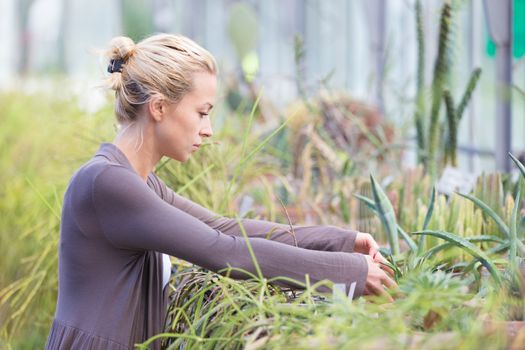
[66,156,141,202]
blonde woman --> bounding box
[45,33,396,350]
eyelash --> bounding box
[199,112,208,119]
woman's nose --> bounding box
[200,119,213,138]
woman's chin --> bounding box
[178,153,192,163]
[166,152,188,163]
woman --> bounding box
[45,33,396,350]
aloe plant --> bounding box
[413,230,502,286]
[369,175,400,255]
[457,157,525,257]
[354,181,446,257]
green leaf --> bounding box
[352,193,376,211]
[423,242,454,259]
[509,185,521,264]
[422,186,437,231]
[370,175,400,255]
[466,235,506,244]
[509,152,525,180]
[419,186,436,254]
[397,226,417,252]
[379,259,403,283]
[423,235,504,260]
[353,193,417,252]
[413,230,502,286]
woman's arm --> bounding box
[92,165,368,297]
[148,172,358,253]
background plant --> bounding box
[413,0,482,176]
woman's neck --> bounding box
[113,122,161,182]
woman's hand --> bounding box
[354,232,380,256]
[363,255,398,302]
[355,231,395,278]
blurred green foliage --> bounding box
[122,0,155,42]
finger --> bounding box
[367,237,380,253]
[378,261,395,278]
[369,282,394,303]
[381,274,398,290]
[375,253,395,278]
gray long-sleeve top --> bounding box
[45,143,367,350]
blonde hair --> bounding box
[104,33,217,124]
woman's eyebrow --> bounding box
[203,102,214,111]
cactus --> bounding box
[427,1,452,177]
[443,89,458,166]
[413,1,481,176]
[443,68,482,167]
[414,0,426,163]
[456,68,482,121]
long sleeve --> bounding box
[148,173,358,253]
[93,165,368,297]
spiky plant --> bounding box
[414,0,426,164]
[426,1,452,177]
[443,68,482,166]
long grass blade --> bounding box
[25,176,60,220]
[236,218,263,280]
[176,164,215,194]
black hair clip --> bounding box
[107,58,124,73]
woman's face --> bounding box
[155,71,217,162]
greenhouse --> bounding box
[1,0,524,349]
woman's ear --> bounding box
[148,94,167,122]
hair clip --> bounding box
[107,58,124,73]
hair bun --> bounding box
[105,36,136,90]
[107,36,136,63]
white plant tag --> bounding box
[437,166,476,196]
[333,283,347,302]
[333,282,357,301]
[347,281,357,300]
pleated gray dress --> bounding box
[45,143,367,349]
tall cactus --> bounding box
[443,90,458,166]
[456,68,482,122]
[427,1,452,178]
[443,68,482,167]
[414,0,426,164]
